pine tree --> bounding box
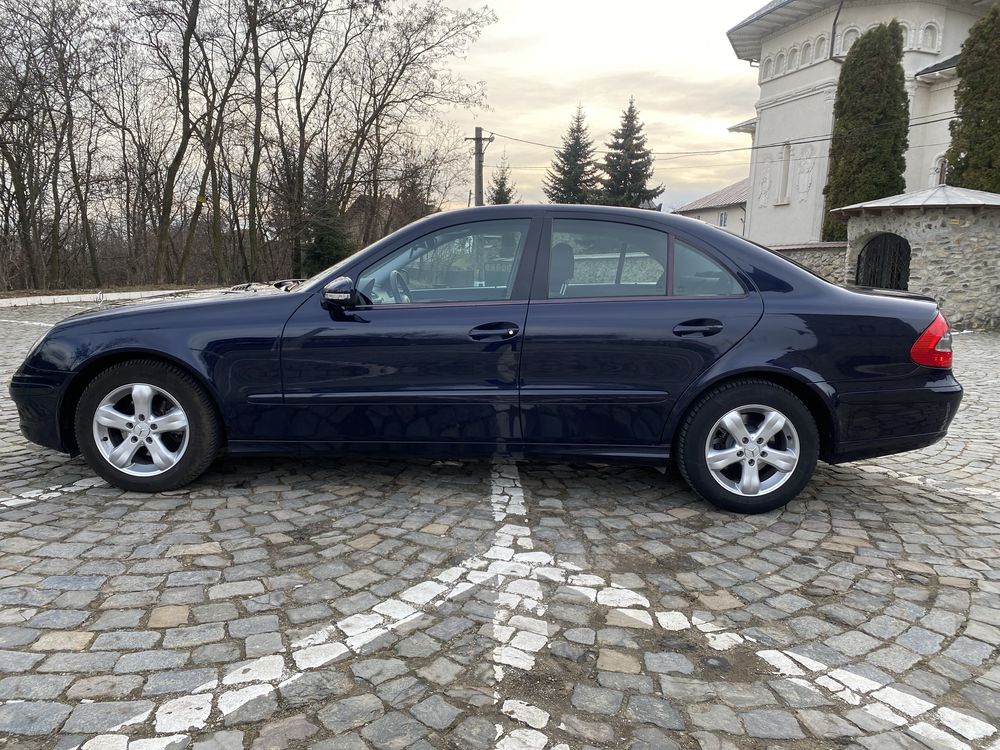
[599,98,663,208]
[543,105,601,203]
[822,21,909,241]
[390,164,435,232]
[945,6,1000,192]
[487,153,518,205]
[303,208,355,277]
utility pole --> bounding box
[466,127,494,206]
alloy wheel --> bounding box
[704,403,800,497]
[92,382,190,477]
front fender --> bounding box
[23,293,308,447]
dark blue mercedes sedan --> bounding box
[9,205,962,512]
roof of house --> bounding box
[916,53,960,78]
[728,117,759,134]
[728,0,836,60]
[728,0,987,61]
[832,185,1000,214]
[675,179,750,213]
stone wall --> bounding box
[779,245,848,284]
[846,208,1000,330]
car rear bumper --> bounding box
[9,373,70,453]
[828,380,962,464]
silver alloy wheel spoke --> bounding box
[94,404,131,431]
[154,408,188,433]
[108,438,142,469]
[92,382,190,478]
[704,403,800,498]
[759,447,797,472]
[131,384,155,420]
[739,461,761,495]
[720,410,751,444]
[706,445,743,471]
[755,409,787,443]
[146,436,175,471]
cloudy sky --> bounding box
[444,0,762,210]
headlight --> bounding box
[22,331,50,364]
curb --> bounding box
[0,290,192,309]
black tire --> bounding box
[74,359,221,492]
[676,379,819,514]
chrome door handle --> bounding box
[673,319,723,337]
[469,322,520,341]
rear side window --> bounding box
[672,238,744,297]
[546,220,743,299]
[549,220,667,298]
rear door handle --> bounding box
[673,319,724,337]
[469,322,520,341]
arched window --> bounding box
[775,53,785,75]
[897,23,911,49]
[815,35,828,60]
[934,156,948,186]
[761,58,773,80]
[801,41,813,65]
[788,47,799,70]
[842,27,860,54]
[922,23,939,51]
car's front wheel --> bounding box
[74,360,221,492]
[676,379,819,513]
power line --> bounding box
[486,109,957,160]
[485,139,953,173]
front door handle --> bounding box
[673,319,724,337]
[468,322,520,341]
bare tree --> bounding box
[0,0,494,290]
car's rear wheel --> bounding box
[676,379,819,513]
[74,360,220,492]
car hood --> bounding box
[57,285,291,327]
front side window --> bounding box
[357,219,529,305]
[549,220,668,299]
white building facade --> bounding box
[728,0,989,247]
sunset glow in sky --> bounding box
[445,0,763,209]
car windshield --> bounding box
[295,219,430,293]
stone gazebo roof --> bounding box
[831,185,1000,216]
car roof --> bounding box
[425,203,714,232]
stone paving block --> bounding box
[317,694,385,732]
[0,700,72,734]
[63,700,154,732]
[0,312,998,748]
[741,709,804,739]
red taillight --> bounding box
[910,312,953,369]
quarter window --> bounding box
[672,239,744,297]
[357,219,529,305]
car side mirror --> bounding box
[322,276,358,307]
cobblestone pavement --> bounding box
[1,302,998,750]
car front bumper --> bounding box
[9,372,71,453]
